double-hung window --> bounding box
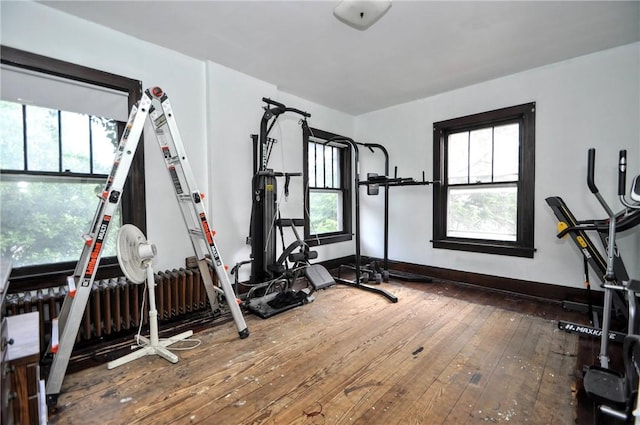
[432,103,535,258]
[303,127,352,245]
[1,102,122,264]
[0,46,144,287]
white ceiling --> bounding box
[38,1,640,116]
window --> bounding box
[1,101,123,266]
[0,46,144,287]
[432,103,535,257]
[303,127,352,245]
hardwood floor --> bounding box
[48,279,583,425]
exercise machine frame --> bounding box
[580,148,640,423]
[355,142,436,283]
[238,98,335,318]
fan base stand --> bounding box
[108,250,196,370]
[107,330,194,369]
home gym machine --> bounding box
[578,148,640,424]
[234,98,335,318]
[546,149,640,368]
[355,142,436,283]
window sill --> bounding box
[432,239,535,258]
[9,258,122,290]
[305,233,352,247]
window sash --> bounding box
[447,121,520,185]
[446,183,518,242]
[308,188,344,235]
[0,174,122,268]
[308,140,342,190]
[432,102,535,258]
[2,100,120,175]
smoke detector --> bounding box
[333,0,392,31]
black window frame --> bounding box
[1,45,145,288]
[432,102,536,258]
[303,127,352,246]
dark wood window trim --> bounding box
[432,102,536,258]
[1,45,145,288]
[303,127,352,246]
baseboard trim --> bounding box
[317,255,599,306]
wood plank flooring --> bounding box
[48,279,581,425]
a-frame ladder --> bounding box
[45,87,249,408]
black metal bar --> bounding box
[57,111,63,172]
[88,115,94,174]
[363,143,390,270]
[261,97,311,118]
[619,149,627,196]
[22,104,28,171]
[251,134,259,175]
[334,277,398,303]
[327,137,362,283]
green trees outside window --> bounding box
[0,100,121,267]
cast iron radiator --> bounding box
[4,267,212,355]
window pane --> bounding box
[0,100,24,170]
[448,131,469,184]
[447,185,517,241]
[324,146,333,188]
[493,123,519,182]
[91,117,119,174]
[332,147,341,188]
[61,111,90,173]
[469,128,492,183]
[25,105,59,172]
[315,143,324,187]
[309,190,343,234]
[0,177,121,267]
[308,143,316,187]
[309,142,343,190]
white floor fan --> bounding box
[107,224,193,369]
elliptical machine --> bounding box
[581,148,640,424]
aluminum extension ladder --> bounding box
[45,87,249,408]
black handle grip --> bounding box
[587,148,598,194]
[262,97,285,108]
[619,149,627,196]
[261,97,311,118]
[287,107,311,118]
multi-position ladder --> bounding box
[45,87,249,408]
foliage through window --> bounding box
[303,127,352,245]
[0,100,122,267]
[432,103,535,257]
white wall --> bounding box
[205,61,276,282]
[1,1,355,275]
[355,42,640,288]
